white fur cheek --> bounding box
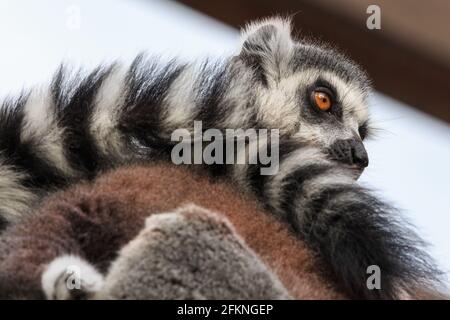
[256,71,317,134]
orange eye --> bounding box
[313,90,332,111]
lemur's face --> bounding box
[238,18,372,176]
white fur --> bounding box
[42,255,104,300]
[163,64,198,130]
[90,65,129,160]
[21,87,76,177]
[0,159,36,222]
[240,17,293,48]
[302,172,354,199]
[265,147,329,214]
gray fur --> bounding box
[42,205,290,300]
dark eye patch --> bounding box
[307,79,342,119]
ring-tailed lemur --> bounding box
[0,17,443,299]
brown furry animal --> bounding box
[42,204,291,300]
[0,163,344,299]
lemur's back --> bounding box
[0,163,343,299]
[94,163,345,299]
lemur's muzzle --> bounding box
[328,138,369,170]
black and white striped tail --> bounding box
[0,56,248,226]
[242,140,443,299]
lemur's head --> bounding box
[236,17,372,174]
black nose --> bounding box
[329,138,369,168]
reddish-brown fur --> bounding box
[96,164,346,299]
[0,163,346,299]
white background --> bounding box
[0,0,449,283]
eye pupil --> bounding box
[313,90,332,111]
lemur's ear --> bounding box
[238,17,294,85]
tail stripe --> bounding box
[0,94,67,189]
[196,60,230,129]
[52,65,115,176]
[120,55,186,153]
[278,164,332,225]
